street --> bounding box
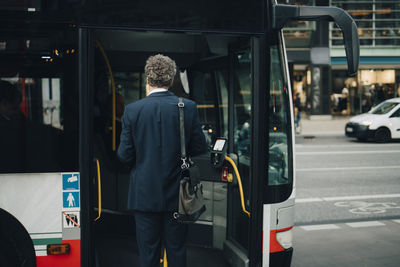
[292,135,400,267]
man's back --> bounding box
[118,91,206,212]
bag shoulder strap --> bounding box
[178,98,188,169]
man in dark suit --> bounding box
[117,54,206,267]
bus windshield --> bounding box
[370,102,399,115]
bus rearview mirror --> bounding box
[272,4,360,77]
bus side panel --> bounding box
[262,199,295,267]
[36,239,81,267]
[0,173,81,266]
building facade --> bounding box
[280,0,400,116]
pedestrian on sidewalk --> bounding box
[294,92,302,133]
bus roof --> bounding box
[0,0,267,34]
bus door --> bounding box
[224,43,253,267]
[83,29,265,267]
[190,39,265,267]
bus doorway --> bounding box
[86,29,262,267]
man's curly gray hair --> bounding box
[145,54,177,88]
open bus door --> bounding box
[224,42,258,267]
[184,40,263,267]
[80,29,267,267]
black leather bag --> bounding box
[173,98,206,223]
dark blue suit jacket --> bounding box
[117,91,206,212]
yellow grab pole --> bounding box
[94,159,102,221]
[95,40,117,151]
[225,156,251,217]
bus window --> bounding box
[268,40,292,187]
[0,62,79,174]
[231,47,252,251]
[234,52,252,158]
[216,70,229,138]
[191,70,221,146]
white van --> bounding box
[345,98,400,142]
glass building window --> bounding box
[331,1,400,47]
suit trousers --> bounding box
[134,211,187,267]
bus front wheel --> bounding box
[0,208,36,267]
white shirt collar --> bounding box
[148,88,168,96]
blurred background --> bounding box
[278,0,400,117]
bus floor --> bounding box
[94,213,230,267]
[95,235,230,267]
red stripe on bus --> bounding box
[270,227,293,253]
[36,239,80,267]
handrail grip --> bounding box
[225,156,251,218]
[94,159,102,221]
[95,40,117,151]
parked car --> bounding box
[345,98,400,142]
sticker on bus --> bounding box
[63,211,80,228]
[62,173,80,190]
[63,192,80,209]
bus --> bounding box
[0,1,359,266]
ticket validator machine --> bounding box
[192,137,230,183]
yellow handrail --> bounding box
[94,159,102,221]
[163,249,167,267]
[95,40,117,151]
[225,156,251,218]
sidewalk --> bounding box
[298,115,351,137]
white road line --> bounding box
[301,224,340,231]
[296,144,400,148]
[296,166,400,172]
[323,194,400,202]
[297,150,400,155]
[296,193,400,203]
[393,220,400,224]
[346,221,385,228]
[295,197,323,203]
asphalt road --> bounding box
[292,135,400,267]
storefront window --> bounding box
[331,69,400,116]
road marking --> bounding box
[324,194,400,202]
[296,194,400,203]
[296,197,323,203]
[297,166,400,172]
[301,224,340,231]
[297,150,400,155]
[335,201,400,215]
[296,144,400,148]
[393,220,400,224]
[346,221,385,228]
